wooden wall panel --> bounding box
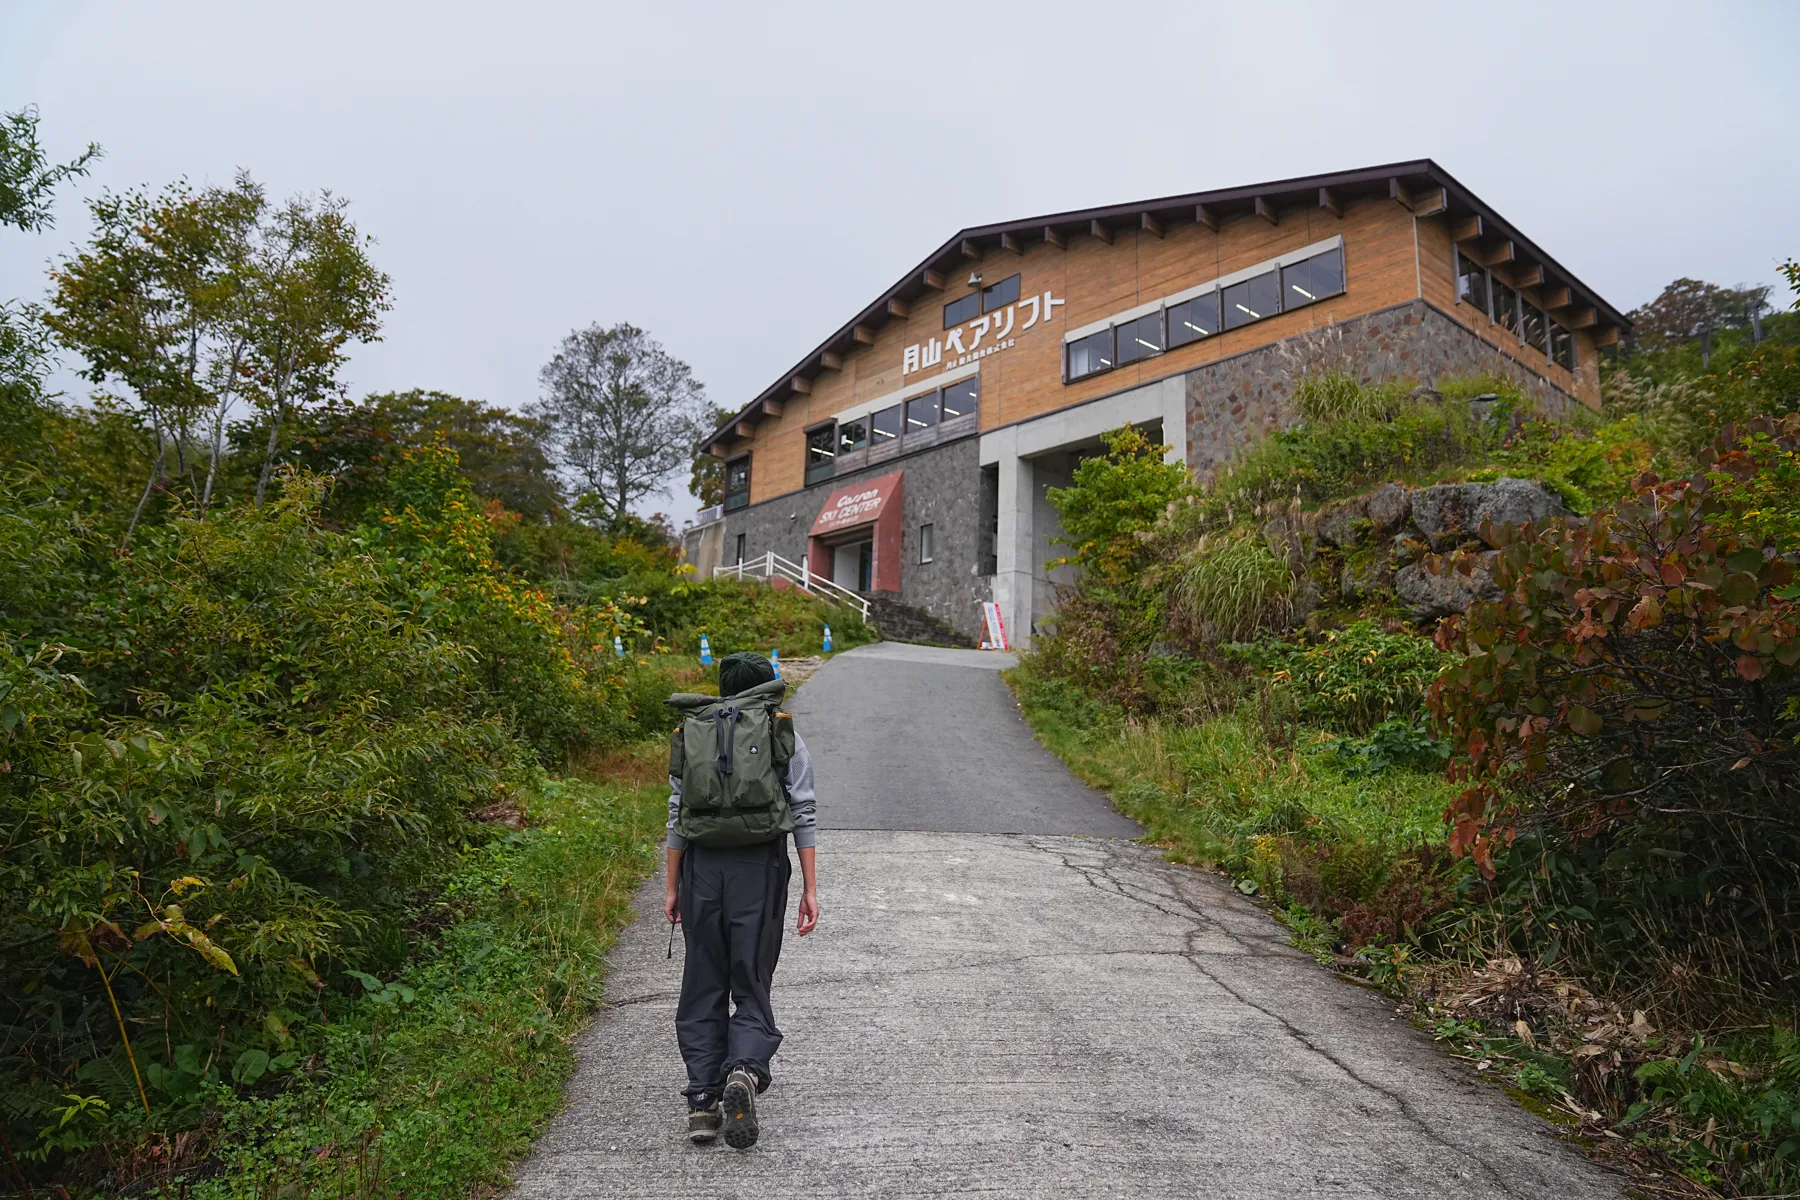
[738,194,1595,503]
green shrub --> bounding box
[1226,621,1451,733]
[0,448,650,1182]
[1209,391,1486,517]
[1329,718,1451,776]
[1045,425,1191,587]
[624,575,874,658]
[1472,414,1657,512]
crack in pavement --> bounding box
[1025,835,1531,1199]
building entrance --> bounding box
[832,540,873,593]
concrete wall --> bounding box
[1184,298,1577,478]
[713,433,988,641]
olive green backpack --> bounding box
[666,678,796,848]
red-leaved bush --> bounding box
[1428,418,1800,1008]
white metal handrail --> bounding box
[715,550,872,620]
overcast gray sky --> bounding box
[5,0,1796,527]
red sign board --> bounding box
[810,471,901,536]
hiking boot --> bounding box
[687,1101,722,1144]
[720,1067,759,1150]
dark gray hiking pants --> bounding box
[676,838,790,1106]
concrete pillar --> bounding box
[990,427,1035,648]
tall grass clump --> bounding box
[1171,533,1293,643]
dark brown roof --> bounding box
[700,158,1630,453]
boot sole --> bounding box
[721,1076,758,1150]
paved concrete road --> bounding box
[511,643,1623,1199]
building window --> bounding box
[1521,304,1548,354]
[724,455,751,512]
[871,404,902,445]
[1066,328,1114,381]
[1282,246,1344,309]
[905,391,940,432]
[1492,280,1520,336]
[1167,291,1220,349]
[838,417,868,453]
[943,290,980,328]
[734,532,746,565]
[940,373,980,420]
[805,424,836,485]
[981,274,1020,312]
[1456,248,1491,317]
[1115,312,1164,366]
[919,523,935,564]
[1550,321,1576,370]
[1222,270,1279,331]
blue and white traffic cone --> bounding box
[823,624,833,653]
[770,648,781,679]
[613,635,625,658]
[699,634,713,666]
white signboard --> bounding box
[903,290,1063,376]
[979,601,1010,651]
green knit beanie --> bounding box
[717,651,776,698]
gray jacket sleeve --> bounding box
[665,728,817,850]
[786,731,817,849]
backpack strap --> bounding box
[766,703,794,769]
[713,705,740,777]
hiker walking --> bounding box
[664,651,820,1150]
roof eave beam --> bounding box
[1318,187,1341,219]
[999,232,1023,255]
[1412,186,1448,218]
[1140,212,1163,239]
[1044,225,1066,249]
[1255,196,1278,226]
[1089,219,1112,245]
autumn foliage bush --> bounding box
[1429,417,1800,1016]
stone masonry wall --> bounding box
[716,434,986,642]
[1184,299,1576,478]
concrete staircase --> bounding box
[867,595,967,648]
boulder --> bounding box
[1365,483,1411,535]
[1341,554,1394,601]
[1313,494,1370,549]
[1411,478,1567,551]
[1395,554,1502,620]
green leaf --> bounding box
[1567,705,1603,736]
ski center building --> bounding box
[681,160,1629,646]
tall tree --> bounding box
[530,322,707,526]
[1629,277,1775,362]
[0,105,100,233]
[0,106,100,437]
[688,402,734,508]
[243,193,390,504]
[46,181,256,531]
[288,389,561,521]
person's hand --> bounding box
[664,886,680,925]
[796,889,819,936]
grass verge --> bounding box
[165,744,669,1199]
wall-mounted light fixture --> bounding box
[967,272,982,288]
